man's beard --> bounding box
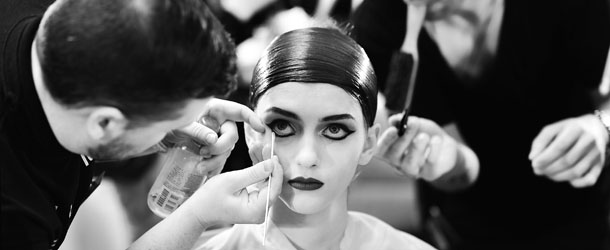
[87,138,134,161]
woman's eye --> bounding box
[322,124,353,140]
[269,120,296,137]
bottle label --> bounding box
[154,184,184,213]
[150,156,208,215]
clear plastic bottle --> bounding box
[147,116,220,218]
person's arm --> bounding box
[427,139,479,192]
[377,114,479,192]
[0,203,53,249]
[127,99,282,250]
[529,55,610,188]
[128,156,283,250]
[527,0,610,188]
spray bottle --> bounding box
[147,116,221,218]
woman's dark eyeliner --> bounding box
[267,119,296,137]
[322,123,354,140]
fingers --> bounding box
[379,115,455,179]
[377,127,399,157]
[530,116,607,188]
[550,149,599,182]
[248,143,271,165]
[265,156,284,205]
[205,99,265,133]
[383,117,421,165]
[384,129,417,165]
[248,142,265,165]
[388,113,404,127]
[224,158,275,191]
[243,156,284,223]
[177,122,219,146]
[195,150,232,178]
[534,136,595,176]
[531,125,582,172]
[399,133,429,176]
[420,136,448,181]
[529,123,562,160]
[200,121,238,155]
[570,159,603,188]
[376,113,405,157]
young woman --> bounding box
[194,27,435,250]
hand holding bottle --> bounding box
[147,99,266,217]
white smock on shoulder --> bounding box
[192,211,436,250]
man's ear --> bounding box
[358,123,381,166]
[86,107,128,143]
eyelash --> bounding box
[266,120,354,140]
[322,124,354,140]
[267,119,296,137]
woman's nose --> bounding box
[295,137,319,168]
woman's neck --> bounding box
[271,192,349,250]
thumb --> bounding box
[177,122,219,145]
[252,156,284,210]
[377,128,399,155]
[224,159,274,190]
[529,124,561,160]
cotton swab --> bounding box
[262,132,275,246]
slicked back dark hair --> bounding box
[37,0,237,125]
[249,27,378,127]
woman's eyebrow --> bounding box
[320,114,354,122]
[265,107,300,120]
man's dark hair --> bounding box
[37,0,237,125]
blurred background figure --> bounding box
[351,0,610,250]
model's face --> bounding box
[88,98,210,160]
[254,82,371,214]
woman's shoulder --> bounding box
[345,211,437,250]
[192,224,260,250]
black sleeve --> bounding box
[1,137,55,250]
[560,0,610,89]
[350,0,407,92]
[1,202,54,250]
[351,0,456,125]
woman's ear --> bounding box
[86,107,128,143]
[358,123,381,166]
[353,123,380,182]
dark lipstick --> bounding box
[288,177,324,191]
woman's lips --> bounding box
[287,177,324,191]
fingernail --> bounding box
[265,161,273,172]
[205,133,218,144]
[389,130,399,140]
[392,165,406,177]
[414,135,423,143]
[414,133,428,144]
[531,163,540,175]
